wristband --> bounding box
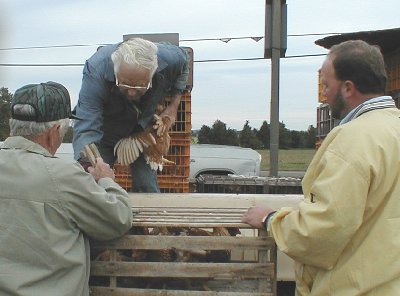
[78,159,92,173]
[263,211,277,230]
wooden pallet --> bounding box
[89,194,281,296]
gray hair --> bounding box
[111,38,158,77]
[9,117,70,139]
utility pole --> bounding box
[265,0,287,177]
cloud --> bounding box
[1,0,399,132]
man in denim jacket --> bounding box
[73,38,189,192]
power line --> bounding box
[0,53,327,67]
[0,63,84,67]
[0,44,105,51]
[284,53,326,59]
[180,32,341,42]
[0,32,343,51]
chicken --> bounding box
[145,227,176,262]
[114,114,173,171]
[142,120,172,171]
[90,225,238,290]
[93,249,132,262]
[206,227,232,263]
[173,227,234,263]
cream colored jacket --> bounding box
[271,108,400,295]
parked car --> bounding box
[189,144,261,179]
[0,142,261,179]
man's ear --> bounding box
[342,80,356,97]
[48,123,61,153]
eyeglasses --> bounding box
[115,77,152,91]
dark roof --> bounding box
[315,27,400,55]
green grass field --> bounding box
[257,149,316,171]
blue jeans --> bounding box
[98,144,160,193]
[129,154,160,193]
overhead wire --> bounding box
[0,32,342,51]
[0,53,328,67]
[0,32,334,66]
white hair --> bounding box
[9,118,70,139]
[111,38,158,77]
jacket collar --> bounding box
[340,96,396,125]
[1,136,54,158]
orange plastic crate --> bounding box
[160,134,190,177]
[114,170,189,193]
[164,92,191,134]
[317,69,327,103]
[114,164,132,191]
[113,90,191,193]
[113,134,190,193]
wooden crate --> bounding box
[89,194,279,296]
[158,175,190,193]
[196,175,302,195]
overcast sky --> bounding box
[0,0,398,131]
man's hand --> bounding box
[153,114,174,137]
[81,143,101,167]
[241,205,275,229]
[88,157,115,182]
[154,92,181,136]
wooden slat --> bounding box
[132,222,250,228]
[132,217,245,221]
[132,208,249,213]
[131,207,250,228]
[90,287,275,296]
[132,216,246,222]
[128,193,303,210]
[258,230,276,294]
[109,250,117,288]
[134,213,245,219]
[135,213,245,218]
[90,262,274,279]
[91,235,275,251]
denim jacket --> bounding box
[72,42,189,160]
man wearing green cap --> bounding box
[0,82,133,296]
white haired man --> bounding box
[72,38,189,192]
[0,82,133,296]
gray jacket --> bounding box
[0,136,133,296]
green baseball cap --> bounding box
[11,81,80,122]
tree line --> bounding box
[194,119,317,149]
[1,87,316,148]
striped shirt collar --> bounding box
[340,96,396,125]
